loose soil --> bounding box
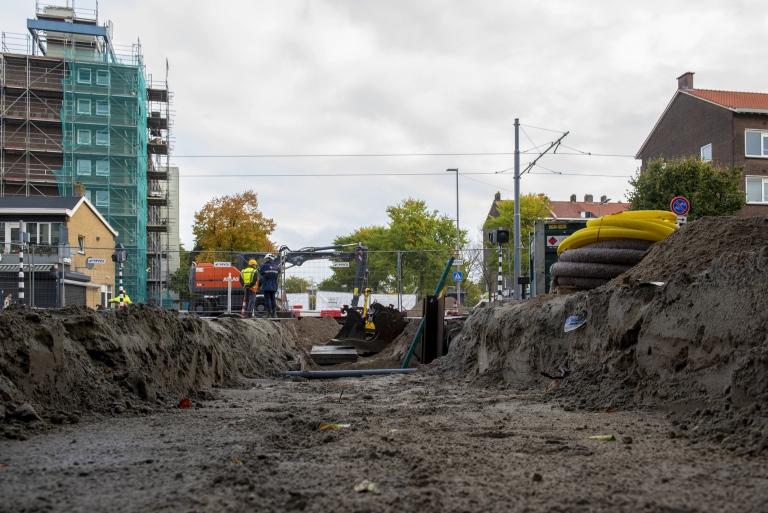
[1,215,767,511]
[2,374,768,512]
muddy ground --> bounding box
[1,216,768,511]
[3,373,768,512]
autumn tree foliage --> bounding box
[192,191,276,261]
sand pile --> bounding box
[281,315,342,352]
[0,304,301,437]
[431,216,768,455]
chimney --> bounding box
[73,183,85,198]
[570,194,576,203]
[600,195,607,203]
[677,72,694,90]
[494,191,501,201]
[584,194,593,203]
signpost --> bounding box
[452,271,463,282]
[453,260,463,266]
[670,196,690,225]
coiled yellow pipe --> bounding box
[558,210,679,255]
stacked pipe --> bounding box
[551,211,679,291]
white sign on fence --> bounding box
[332,262,350,268]
[214,261,231,267]
[316,291,354,310]
[286,293,310,311]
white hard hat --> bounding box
[264,253,275,260]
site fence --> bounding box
[0,245,518,313]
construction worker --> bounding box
[259,253,280,318]
[108,293,132,308]
[240,259,259,318]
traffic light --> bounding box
[488,228,510,245]
[112,243,127,263]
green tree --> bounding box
[320,198,468,298]
[285,276,311,293]
[483,192,551,276]
[168,242,198,301]
[627,156,745,220]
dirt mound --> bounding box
[610,216,768,286]
[0,304,301,436]
[280,316,342,352]
[431,216,768,455]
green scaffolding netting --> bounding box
[54,51,148,302]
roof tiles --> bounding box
[683,89,768,110]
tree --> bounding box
[192,190,276,262]
[320,198,468,298]
[285,276,311,293]
[483,192,551,276]
[168,242,198,301]
[627,156,745,220]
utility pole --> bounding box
[513,120,521,300]
[447,168,460,307]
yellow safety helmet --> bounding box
[248,259,258,266]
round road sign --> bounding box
[670,196,690,216]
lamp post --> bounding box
[598,197,611,217]
[447,168,459,307]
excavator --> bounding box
[187,243,405,352]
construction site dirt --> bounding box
[1,216,768,511]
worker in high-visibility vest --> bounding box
[239,260,259,318]
[108,293,132,308]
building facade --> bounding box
[636,72,768,217]
[1,2,174,302]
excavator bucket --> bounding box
[331,302,405,353]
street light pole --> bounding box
[513,119,521,300]
[598,197,612,217]
[447,168,459,307]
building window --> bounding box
[85,190,92,203]
[39,223,48,245]
[701,143,712,162]
[77,99,91,115]
[27,222,37,245]
[745,130,768,157]
[96,100,109,116]
[51,223,61,246]
[96,70,109,85]
[76,159,91,176]
[579,211,595,218]
[96,160,110,176]
[77,68,91,84]
[96,130,109,146]
[77,129,91,145]
[746,176,768,204]
[95,191,109,206]
[77,235,85,254]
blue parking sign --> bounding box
[453,271,462,282]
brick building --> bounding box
[636,72,768,216]
[0,195,117,308]
[1,2,177,303]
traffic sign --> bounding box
[86,258,106,264]
[332,262,350,268]
[453,260,463,266]
[670,196,690,216]
[452,271,463,282]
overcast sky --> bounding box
[4,1,766,250]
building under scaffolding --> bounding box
[0,2,177,303]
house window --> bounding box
[77,129,91,144]
[95,191,109,206]
[77,68,91,84]
[76,159,91,176]
[77,235,85,254]
[579,211,595,218]
[745,130,768,157]
[701,143,712,162]
[27,223,37,245]
[96,70,109,85]
[96,100,109,116]
[77,99,91,115]
[96,130,109,146]
[746,176,768,204]
[96,160,110,176]
[50,223,60,246]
